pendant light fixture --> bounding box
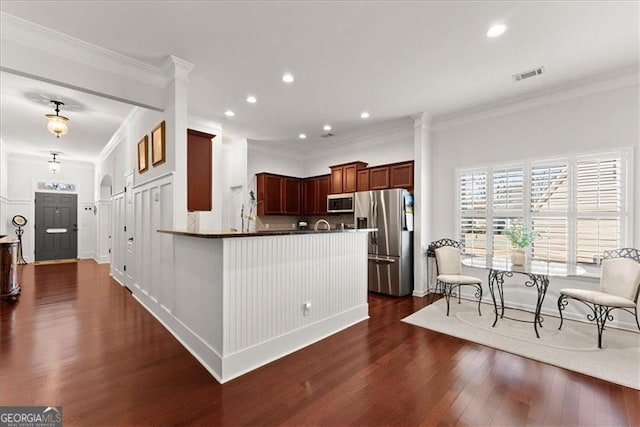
[45,100,69,138]
[48,152,61,174]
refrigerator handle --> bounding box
[373,201,378,245]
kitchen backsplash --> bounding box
[256,214,354,231]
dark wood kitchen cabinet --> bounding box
[283,177,302,214]
[257,173,283,215]
[390,161,414,191]
[369,166,390,190]
[302,174,330,215]
[356,169,370,192]
[187,129,215,211]
[330,161,367,194]
[303,178,317,214]
[257,173,302,215]
[317,175,329,214]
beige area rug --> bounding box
[402,298,640,390]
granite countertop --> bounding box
[157,228,378,238]
[0,235,18,245]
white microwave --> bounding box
[327,193,354,213]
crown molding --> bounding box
[1,12,166,88]
[432,68,639,132]
[95,107,140,165]
[247,141,307,162]
[162,55,196,83]
[303,119,414,158]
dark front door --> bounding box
[35,192,78,261]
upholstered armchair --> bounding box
[558,248,640,348]
[428,239,483,316]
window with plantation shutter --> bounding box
[530,162,569,262]
[575,155,623,264]
[457,149,630,266]
[459,170,487,256]
[493,167,524,211]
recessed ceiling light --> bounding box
[246,96,257,104]
[224,110,235,117]
[298,133,306,139]
[486,23,508,38]
[323,124,332,132]
[282,73,295,83]
[360,112,370,119]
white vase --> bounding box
[511,249,526,266]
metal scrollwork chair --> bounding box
[428,239,483,316]
[558,248,640,348]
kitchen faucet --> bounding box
[314,219,331,231]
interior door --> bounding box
[35,192,78,261]
[111,193,125,282]
[124,173,134,287]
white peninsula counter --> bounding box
[154,228,375,383]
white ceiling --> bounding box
[1,1,638,159]
[0,72,136,162]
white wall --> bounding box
[431,83,640,243]
[5,153,96,262]
[304,119,415,176]
[221,135,248,231]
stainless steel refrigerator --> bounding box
[354,189,413,296]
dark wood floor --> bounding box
[1,260,638,426]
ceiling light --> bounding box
[360,112,370,119]
[48,152,61,174]
[323,124,332,132]
[486,23,508,38]
[45,100,69,138]
[282,73,295,83]
[224,110,235,117]
[298,133,306,139]
[246,96,257,104]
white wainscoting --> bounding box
[151,231,369,383]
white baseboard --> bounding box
[130,285,368,383]
[222,304,369,383]
[412,289,429,297]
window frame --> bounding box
[455,147,634,266]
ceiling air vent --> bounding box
[321,132,335,138]
[512,67,545,82]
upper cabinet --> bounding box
[369,166,390,190]
[390,161,414,190]
[356,169,370,192]
[283,177,302,214]
[256,173,304,216]
[329,161,368,194]
[187,129,215,212]
[302,175,330,215]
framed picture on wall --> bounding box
[137,135,149,173]
[151,120,166,166]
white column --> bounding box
[161,56,195,229]
[412,112,432,297]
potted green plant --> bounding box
[505,224,539,265]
